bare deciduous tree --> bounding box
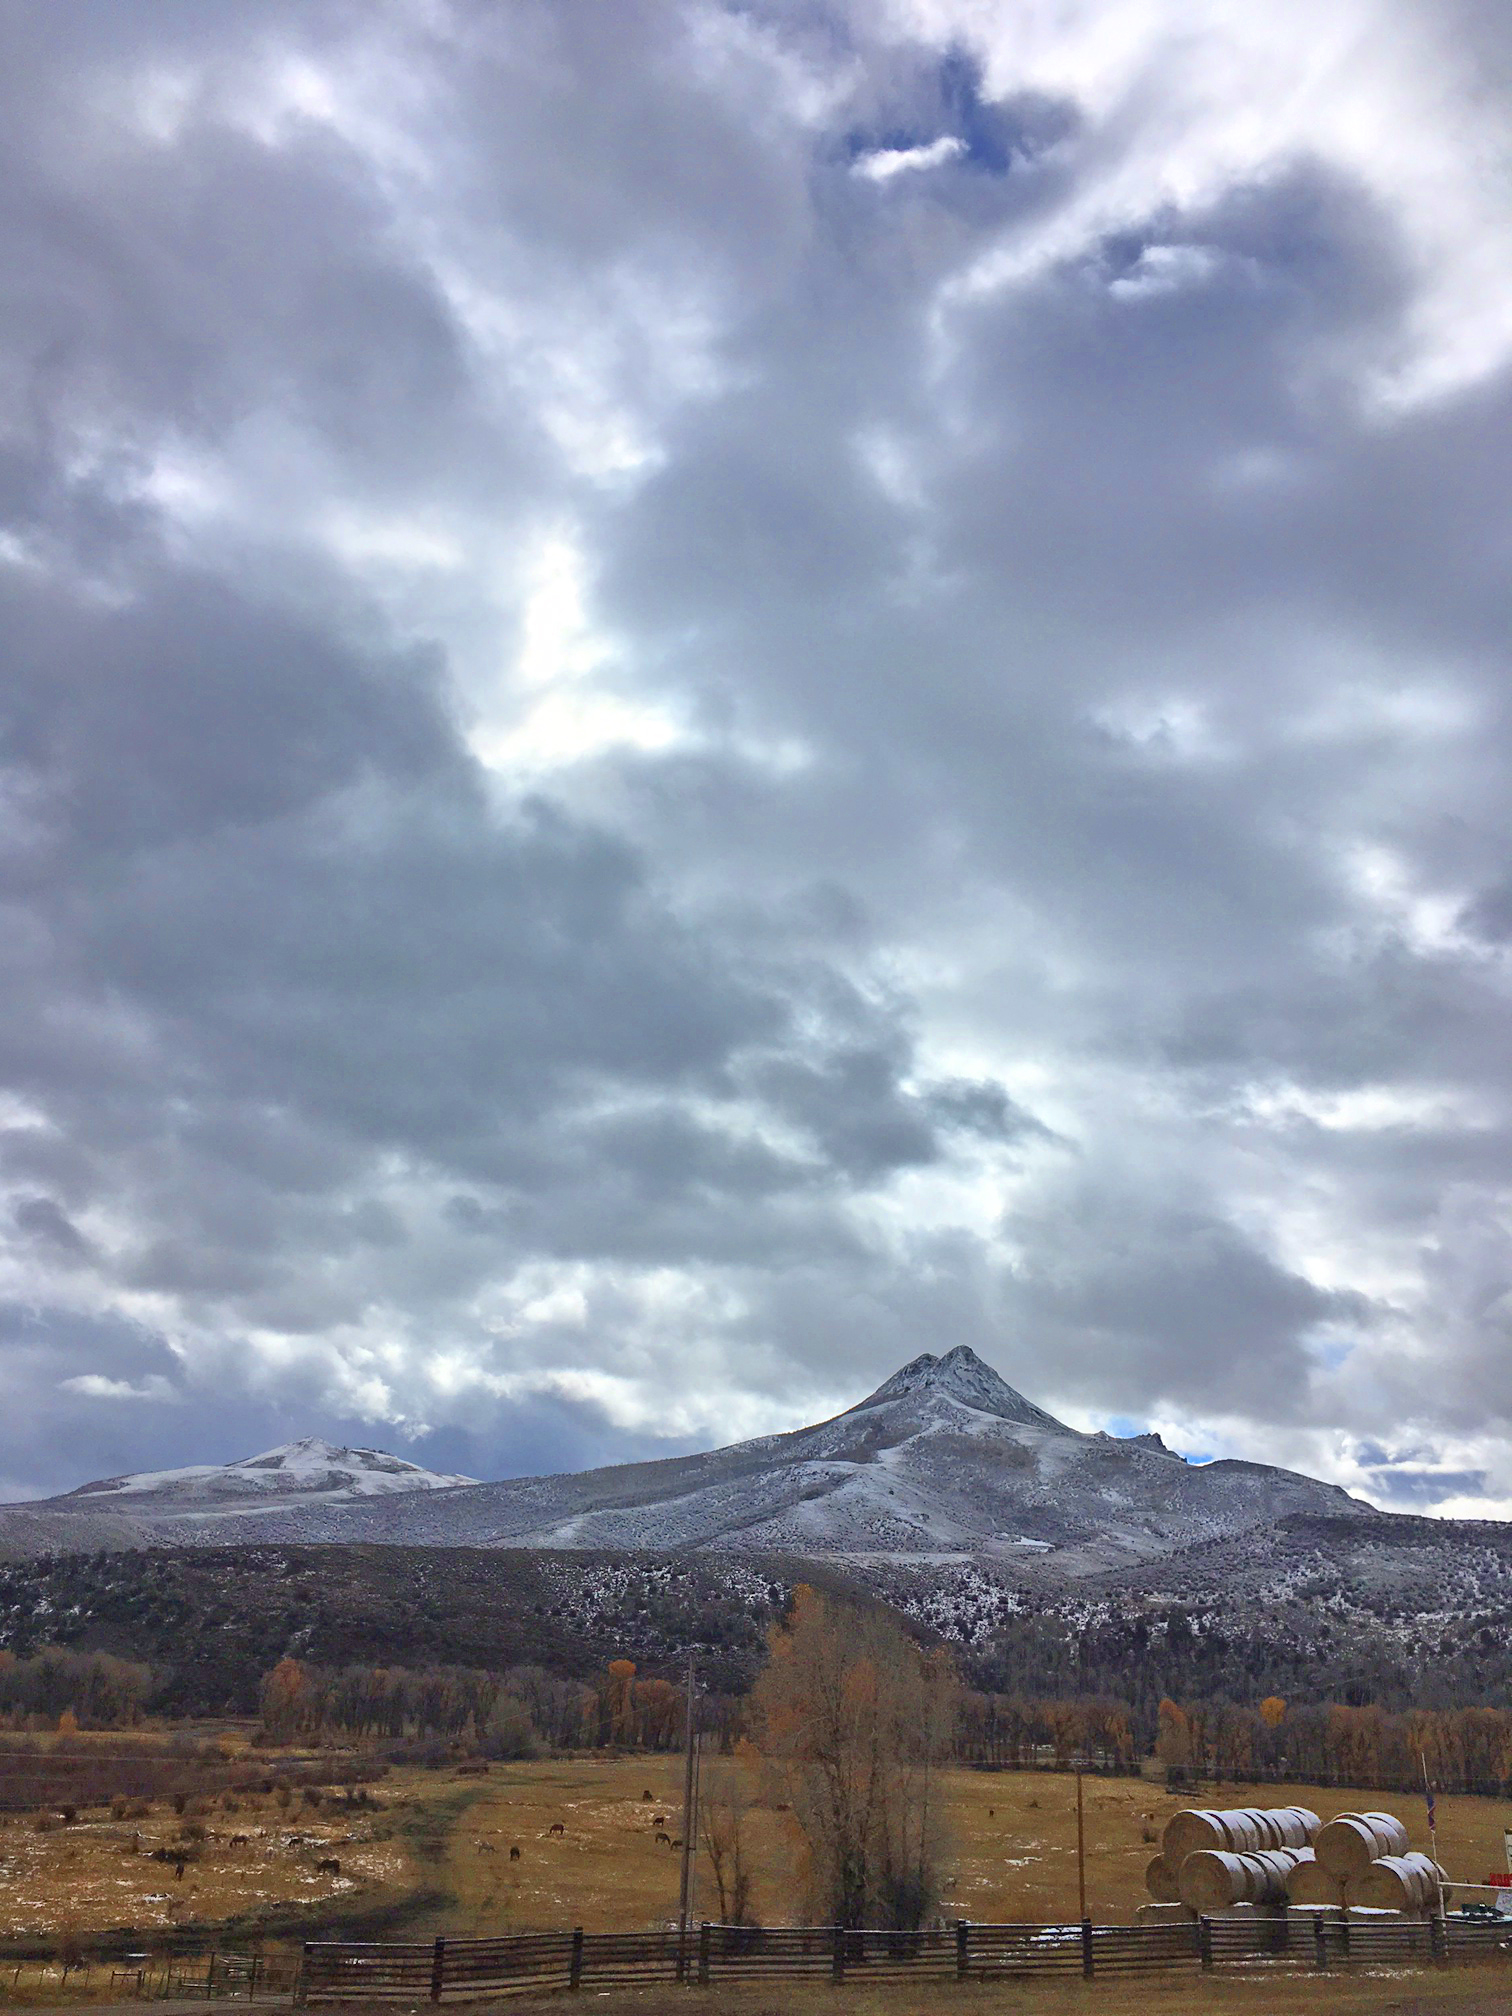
[699,1747,756,1925]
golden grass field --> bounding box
[0,1776,421,1939]
[1,1747,1508,1951]
[428,1755,1512,1934]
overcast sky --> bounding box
[2,0,1511,1512]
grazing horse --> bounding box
[671,1838,683,1850]
[316,1857,341,1877]
[651,1814,669,1827]
[654,1831,671,1846]
[548,1822,565,1836]
[475,1839,497,1854]
[509,1845,521,1862]
[642,1790,654,1801]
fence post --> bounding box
[429,1937,446,2004]
[1339,1913,1351,1967]
[830,1926,845,1985]
[568,1928,584,1991]
[294,1945,311,2006]
[1430,1915,1448,1965]
[955,1920,969,1981]
[1081,1918,1094,1979]
[1312,1913,1327,1973]
[1198,1916,1213,1973]
[697,1922,712,1986]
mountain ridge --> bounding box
[0,1348,1370,1571]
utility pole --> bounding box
[1075,1767,1087,1923]
[677,1651,698,1967]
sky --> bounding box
[2,0,1512,1514]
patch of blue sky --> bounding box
[842,49,1031,179]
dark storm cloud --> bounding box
[0,0,1509,1504]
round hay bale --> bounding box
[1316,1812,1408,1878]
[1146,1854,1182,1903]
[1219,1809,1263,1853]
[1179,1849,1249,1913]
[1287,1856,1345,1907]
[1178,1847,1307,1912]
[1360,1811,1410,1859]
[1271,1807,1319,1848]
[1162,1809,1227,1863]
[1252,1848,1310,1904]
[1353,1853,1435,1914]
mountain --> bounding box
[0,1348,1366,1572]
[28,1435,473,1524]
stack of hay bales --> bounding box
[1146,1807,1321,1913]
[1298,1814,1450,1915]
[1353,1853,1450,1913]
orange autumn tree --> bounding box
[604,1661,637,1744]
[1155,1698,1192,1780]
[260,1657,310,1740]
[751,1585,957,1930]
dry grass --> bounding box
[455,1975,1512,2016]
[0,1775,436,1939]
[4,1748,1507,1951]
[431,1758,1512,1934]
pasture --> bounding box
[0,1768,433,1940]
[1,1745,1507,1948]
[426,1756,1512,1933]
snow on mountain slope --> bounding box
[56,1438,475,1518]
[35,1346,1361,1572]
[0,1350,1371,1568]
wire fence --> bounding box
[298,1912,1511,2000]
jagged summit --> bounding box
[854,1345,1071,1432]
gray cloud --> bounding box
[0,0,1509,1506]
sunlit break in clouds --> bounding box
[2,0,1512,1513]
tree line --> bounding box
[0,1648,152,1727]
[258,1653,703,1754]
[1149,1694,1512,1795]
[252,1646,1512,1801]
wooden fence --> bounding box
[300,1912,1510,2000]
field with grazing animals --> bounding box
[2,1746,1507,1948]
[421,1755,1512,1933]
[0,1762,455,1941]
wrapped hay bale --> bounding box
[1315,1811,1409,1879]
[1145,1854,1182,1904]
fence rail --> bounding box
[299,1912,1510,2001]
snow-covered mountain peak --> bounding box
[62,1438,475,1512]
[232,1437,457,1481]
[853,1345,1072,1431]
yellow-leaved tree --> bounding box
[751,1585,957,1930]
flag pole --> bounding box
[1420,1750,1445,1924]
